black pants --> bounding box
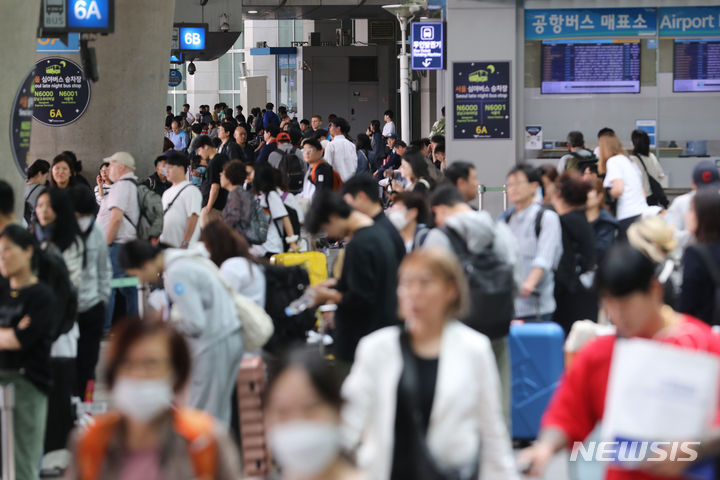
[76,302,105,398]
[45,357,76,452]
[617,215,641,243]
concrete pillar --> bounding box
[0,1,41,219]
[29,0,176,180]
[445,0,519,216]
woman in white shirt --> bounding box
[629,129,667,208]
[598,132,648,239]
[200,219,266,307]
[342,249,519,480]
[252,163,299,257]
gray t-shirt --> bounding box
[98,172,139,244]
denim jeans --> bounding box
[105,242,139,332]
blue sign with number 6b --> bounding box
[169,69,183,87]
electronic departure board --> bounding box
[541,40,641,94]
[674,39,720,92]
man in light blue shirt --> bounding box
[169,118,188,152]
[500,164,562,322]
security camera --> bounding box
[188,62,196,75]
[219,13,230,32]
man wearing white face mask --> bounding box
[265,349,366,480]
[387,191,431,253]
[66,320,242,479]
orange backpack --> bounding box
[76,408,218,480]
[311,161,344,191]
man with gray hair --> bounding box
[558,130,594,172]
[98,152,140,330]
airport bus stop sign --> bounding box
[411,22,445,70]
[33,57,91,127]
[169,69,182,87]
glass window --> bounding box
[219,93,233,107]
[278,54,297,113]
[278,20,293,46]
[234,52,246,89]
[219,53,233,91]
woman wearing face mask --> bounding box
[65,319,242,480]
[342,249,519,480]
[0,225,57,480]
[387,192,431,253]
[266,348,366,480]
[119,241,244,426]
[520,243,720,480]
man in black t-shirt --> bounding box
[341,174,406,264]
[305,191,399,373]
[196,135,229,226]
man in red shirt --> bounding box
[520,243,720,480]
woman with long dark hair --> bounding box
[679,187,720,325]
[33,188,85,451]
[368,120,384,165]
[252,163,299,257]
[355,133,373,174]
[629,129,666,207]
[397,153,433,194]
[0,225,56,479]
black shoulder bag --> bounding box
[635,155,669,208]
[397,331,480,480]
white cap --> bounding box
[103,151,136,170]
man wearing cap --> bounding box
[98,152,140,330]
[160,152,202,248]
[269,132,305,171]
[666,160,720,248]
[324,117,357,182]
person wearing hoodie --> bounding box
[119,241,243,427]
[422,185,517,428]
[67,186,112,399]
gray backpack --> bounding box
[119,179,164,240]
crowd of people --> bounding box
[1,101,720,480]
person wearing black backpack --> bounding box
[0,225,58,480]
[423,185,517,428]
[269,132,306,195]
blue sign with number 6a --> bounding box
[169,69,183,87]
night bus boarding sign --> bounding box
[453,62,511,139]
[33,57,91,127]
[411,22,445,70]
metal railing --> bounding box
[477,184,508,211]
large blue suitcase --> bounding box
[509,321,565,440]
